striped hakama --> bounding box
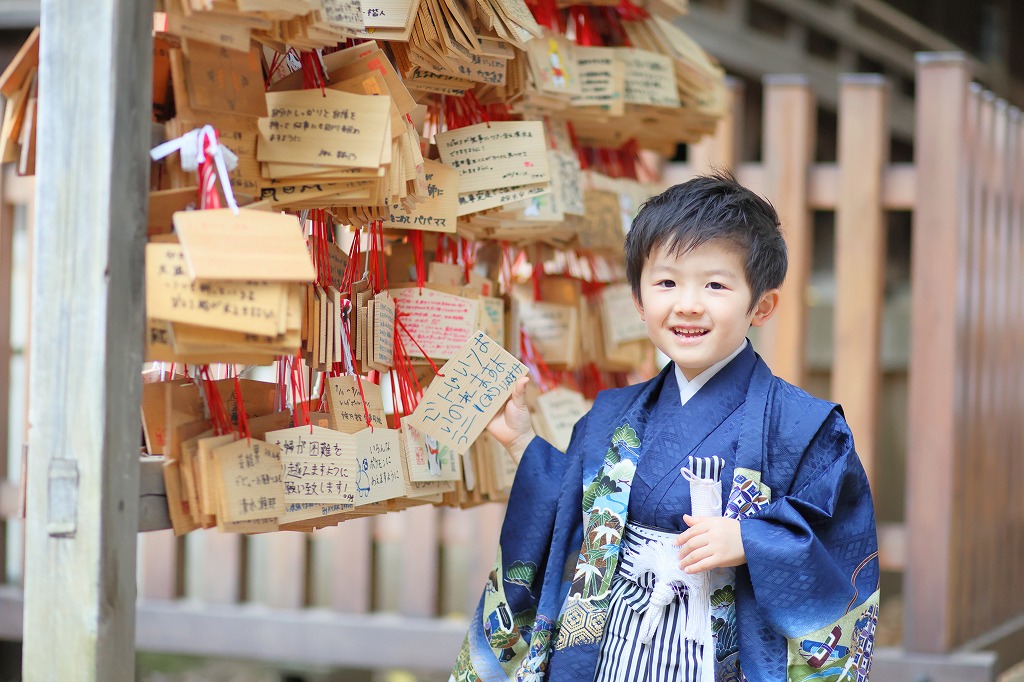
[593,456,726,682]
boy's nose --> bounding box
[673,290,704,315]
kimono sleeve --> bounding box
[452,417,589,681]
[739,409,879,680]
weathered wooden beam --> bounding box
[833,74,889,488]
[0,167,14,586]
[758,75,815,388]
[905,52,971,654]
[22,0,153,679]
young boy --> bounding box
[451,172,879,682]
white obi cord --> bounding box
[618,461,723,682]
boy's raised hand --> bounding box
[486,376,535,463]
[673,515,746,573]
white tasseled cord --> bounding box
[680,466,723,682]
[630,541,703,644]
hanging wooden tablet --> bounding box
[352,428,405,505]
[326,375,388,433]
[599,283,647,350]
[369,291,396,372]
[406,330,528,456]
[535,386,587,451]
[146,243,289,336]
[330,286,344,364]
[390,285,480,361]
[173,209,317,283]
[211,438,285,523]
[265,425,357,506]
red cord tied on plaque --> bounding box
[389,312,428,429]
[197,365,234,437]
[149,125,240,213]
[299,49,328,95]
[519,328,557,394]
[410,231,427,292]
[366,220,389,295]
[525,0,563,33]
[232,375,252,444]
[288,354,313,431]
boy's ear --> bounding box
[749,289,780,327]
[633,293,645,319]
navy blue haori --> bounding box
[452,342,879,682]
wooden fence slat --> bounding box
[905,53,971,654]
[1009,105,1022,626]
[374,511,404,612]
[398,504,439,618]
[0,172,13,587]
[247,532,307,610]
[185,532,243,604]
[1011,108,1024,622]
[958,83,985,647]
[310,519,373,613]
[991,99,1015,630]
[22,0,154,677]
[439,507,473,617]
[137,530,178,601]
[832,74,889,487]
[759,75,815,387]
[966,91,991,643]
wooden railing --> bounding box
[0,53,1022,679]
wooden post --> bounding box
[0,171,14,586]
[832,75,889,487]
[905,53,971,654]
[398,504,439,617]
[759,75,815,387]
[22,0,153,678]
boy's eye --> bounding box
[707,282,726,290]
[656,280,675,288]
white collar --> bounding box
[673,339,748,408]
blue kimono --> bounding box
[452,343,880,682]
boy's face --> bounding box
[633,240,778,381]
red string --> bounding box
[233,376,251,443]
[199,365,233,436]
[411,231,426,290]
[460,238,477,285]
[300,50,327,96]
[616,0,649,21]
[571,6,604,47]
[531,262,544,302]
[340,230,361,292]
[396,313,444,376]
[337,307,375,431]
[525,0,563,33]
[197,133,222,210]
[520,329,557,392]
[290,354,312,430]
[391,318,426,415]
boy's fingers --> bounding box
[679,545,714,571]
[673,526,702,546]
[511,377,529,408]
[676,534,710,558]
[684,557,716,574]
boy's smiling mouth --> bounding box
[672,327,709,337]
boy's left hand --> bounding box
[673,515,746,574]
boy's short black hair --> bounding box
[624,170,787,312]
